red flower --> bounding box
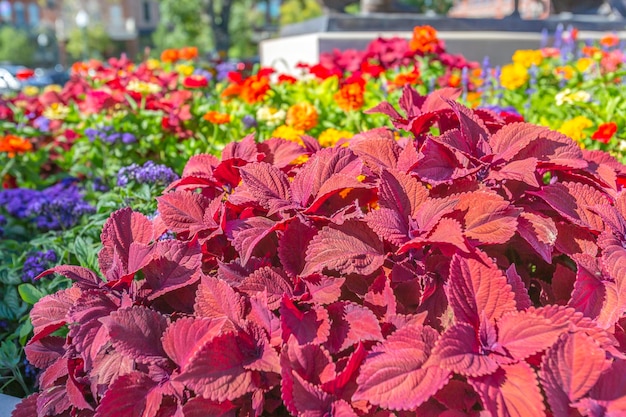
[183,75,208,89]
[16,68,34,80]
[277,74,297,84]
[591,122,618,144]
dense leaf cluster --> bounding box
[14,87,626,417]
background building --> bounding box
[449,0,551,19]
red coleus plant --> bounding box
[15,86,626,417]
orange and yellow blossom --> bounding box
[318,128,353,148]
[512,49,543,68]
[179,46,199,61]
[0,135,33,157]
[409,25,440,54]
[500,63,528,90]
[286,102,319,131]
[558,116,593,144]
[272,125,305,146]
[334,82,365,112]
[203,111,231,124]
[389,71,421,90]
[240,75,271,104]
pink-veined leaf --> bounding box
[157,190,213,236]
[587,358,626,408]
[24,337,64,369]
[194,275,247,326]
[413,196,460,232]
[36,384,71,416]
[411,138,464,185]
[444,98,491,156]
[30,286,81,343]
[514,128,588,169]
[181,153,219,178]
[488,158,540,188]
[497,310,569,360]
[94,371,157,417]
[11,393,39,417]
[238,266,293,310]
[517,211,557,263]
[180,397,236,417]
[504,264,532,310]
[143,240,202,300]
[447,253,516,327]
[228,216,280,266]
[280,296,331,345]
[366,207,410,246]
[377,169,428,218]
[239,162,293,215]
[325,302,383,353]
[457,191,520,244]
[540,332,611,413]
[301,274,345,305]
[302,220,384,276]
[99,208,154,273]
[277,217,318,277]
[161,317,226,370]
[35,265,102,289]
[568,256,607,322]
[348,128,401,172]
[353,324,450,410]
[258,137,307,169]
[490,123,548,163]
[289,372,334,417]
[470,362,545,417]
[91,348,135,398]
[220,133,260,162]
[100,305,169,363]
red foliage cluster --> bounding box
[15,87,626,417]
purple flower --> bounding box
[193,68,213,82]
[0,213,5,237]
[92,177,110,192]
[121,132,137,144]
[216,62,238,82]
[117,161,179,187]
[242,115,257,129]
[22,249,58,282]
[34,116,51,133]
[84,126,136,145]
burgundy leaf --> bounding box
[514,128,587,169]
[36,265,102,289]
[353,324,450,410]
[458,191,520,244]
[99,208,154,273]
[517,211,557,263]
[30,286,81,343]
[303,220,384,276]
[280,296,331,345]
[181,397,236,417]
[194,275,247,326]
[258,137,306,169]
[504,264,532,310]
[157,190,212,236]
[161,317,226,370]
[239,162,293,215]
[100,305,169,363]
[238,266,293,310]
[348,128,401,172]
[94,371,157,417]
[412,138,463,184]
[229,216,280,265]
[366,208,410,246]
[24,337,65,369]
[37,384,71,416]
[181,153,219,178]
[497,310,569,360]
[488,158,540,188]
[220,133,259,162]
[301,274,345,305]
[377,169,428,218]
[143,240,202,300]
[469,362,545,417]
[490,123,548,162]
[278,217,318,277]
[447,253,516,328]
[325,302,383,353]
[11,393,39,417]
[413,196,459,232]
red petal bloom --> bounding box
[591,122,617,144]
[277,74,297,84]
[182,75,208,89]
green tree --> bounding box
[65,23,112,60]
[396,0,454,14]
[153,0,213,52]
[279,0,323,26]
[0,26,35,66]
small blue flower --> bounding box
[22,250,58,282]
[117,161,179,187]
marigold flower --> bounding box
[286,102,318,131]
[272,125,305,145]
[240,75,271,104]
[558,116,593,142]
[318,128,352,147]
[22,86,39,97]
[512,49,543,68]
[409,25,440,54]
[582,45,603,58]
[499,63,528,90]
[0,135,33,157]
[43,84,62,94]
[389,71,421,90]
[554,65,575,80]
[146,59,161,70]
[334,82,365,112]
[179,46,199,60]
[160,49,180,63]
[600,33,620,49]
[203,111,231,124]
[592,122,617,144]
[575,58,594,72]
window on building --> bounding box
[28,3,39,26]
[143,1,151,22]
[14,2,25,27]
[0,1,11,23]
[109,4,122,28]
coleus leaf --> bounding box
[181,396,236,417]
[504,264,532,311]
[30,286,81,343]
[181,153,219,178]
[278,217,318,277]
[516,211,557,263]
[100,305,169,363]
[11,393,39,417]
[37,384,71,416]
[443,99,491,156]
[377,169,428,218]
[487,158,540,188]
[540,332,612,415]
[220,133,260,162]
[239,162,293,215]
[94,371,157,417]
[258,137,306,169]
[36,265,102,289]
[447,253,516,328]
[228,216,281,266]
[497,310,569,360]
[301,274,345,305]
[348,128,401,172]
[469,362,546,417]
[194,275,247,326]
[457,190,520,245]
[514,128,588,170]
[353,324,450,410]
[325,301,383,353]
[157,190,213,236]
[143,240,202,300]
[365,207,411,246]
[238,266,293,310]
[411,138,465,185]
[161,317,226,371]
[280,295,331,345]
[24,337,65,370]
[303,220,385,276]
[489,123,548,163]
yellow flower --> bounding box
[555,89,591,106]
[256,106,286,126]
[318,128,353,148]
[512,49,543,68]
[272,125,304,145]
[43,102,70,120]
[175,63,195,76]
[576,58,593,72]
[558,116,593,142]
[554,65,575,80]
[146,59,161,70]
[43,84,62,93]
[22,86,39,96]
[286,102,318,131]
[290,155,309,165]
[500,63,528,90]
[126,80,162,95]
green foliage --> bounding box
[398,0,454,14]
[65,23,112,60]
[279,0,323,26]
[153,0,213,52]
[0,26,35,66]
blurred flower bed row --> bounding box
[1,24,626,397]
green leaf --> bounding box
[18,284,45,305]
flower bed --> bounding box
[12,87,626,417]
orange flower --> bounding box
[591,122,617,144]
[582,45,603,58]
[240,75,271,104]
[554,66,574,80]
[203,111,231,124]
[600,33,620,49]
[0,135,33,157]
[160,49,180,63]
[389,71,421,90]
[286,102,318,131]
[409,25,440,54]
[334,83,364,112]
[179,46,198,60]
